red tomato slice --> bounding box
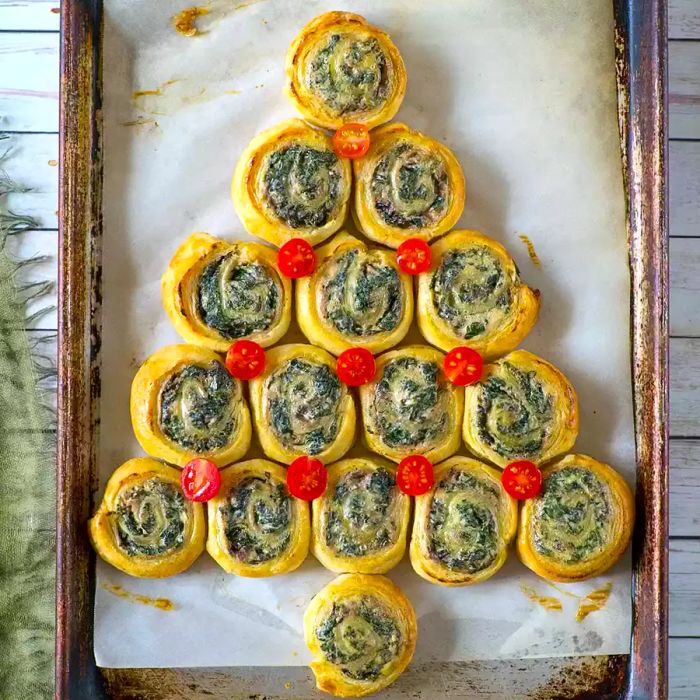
[336,347,376,386]
[396,238,432,275]
[277,238,316,278]
[501,460,543,500]
[396,455,434,496]
[286,456,327,501]
[443,346,484,386]
[181,458,221,502]
[332,123,371,159]
[225,339,265,380]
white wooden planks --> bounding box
[0,1,59,31]
[671,41,700,140]
[670,0,700,39]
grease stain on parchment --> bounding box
[521,581,614,622]
[103,583,175,611]
[520,583,563,612]
[172,6,210,37]
[575,582,613,622]
[518,233,542,267]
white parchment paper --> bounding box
[96,0,634,668]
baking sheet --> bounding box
[95,0,634,668]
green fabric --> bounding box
[0,134,56,699]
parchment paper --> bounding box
[96,0,634,668]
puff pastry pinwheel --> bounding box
[249,344,356,463]
[312,457,410,574]
[517,454,634,582]
[462,349,579,468]
[284,12,406,131]
[304,573,417,697]
[162,232,291,352]
[232,119,352,247]
[417,230,540,358]
[359,345,463,463]
[130,344,251,467]
[296,232,413,355]
[410,456,517,586]
[89,458,205,578]
[207,459,310,576]
[353,123,465,248]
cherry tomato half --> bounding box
[336,347,376,387]
[443,346,484,386]
[332,123,371,159]
[286,456,328,501]
[396,455,434,496]
[396,238,431,275]
[181,458,221,502]
[277,238,316,279]
[225,339,265,380]
[501,460,543,500]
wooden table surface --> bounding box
[2,1,699,697]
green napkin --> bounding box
[0,133,56,699]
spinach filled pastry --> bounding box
[304,573,417,697]
[284,11,407,131]
[162,232,291,352]
[359,345,464,463]
[232,119,352,247]
[296,232,413,355]
[207,459,310,576]
[417,230,540,358]
[517,454,634,582]
[410,456,517,586]
[249,344,356,463]
[89,458,205,578]
[462,349,579,468]
[312,457,410,574]
[130,344,251,467]
[353,123,465,249]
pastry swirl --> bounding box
[249,344,356,463]
[354,123,465,248]
[304,574,417,697]
[296,232,413,355]
[162,232,291,352]
[410,456,517,585]
[462,349,578,468]
[232,119,352,247]
[284,12,406,131]
[89,458,205,578]
[359,345,463,463]
[207,459,310,576]
[417,230,540,358]
[130,344,251,467]
[312,457,410,574]
[517,454,634,582]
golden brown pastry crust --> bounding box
[417,230,540,359]
[161,232,291,352]
[284,12,406,131]
[517,454,635,582]
[296,232,413,355]
[304,573,417,697]
[88,458,205,578]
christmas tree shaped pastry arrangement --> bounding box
[90,11,634,697]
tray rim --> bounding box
[55,1,669,698]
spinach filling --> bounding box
[325,467,397,557]
[370,142,449,229]
[431,246,512,339]
[113,477,188,557]
[266,357,343,455]
[532,467,612,564]
[262,144,343,229]
[197,252,281,340]
[321,249,402,337]
[475,361,553,459]
[371,356,448,450]
[159,361,239,453]
[427,469,501,573]
[316,596,402,681]
[221,474,292,564]
[308,33,390,116]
